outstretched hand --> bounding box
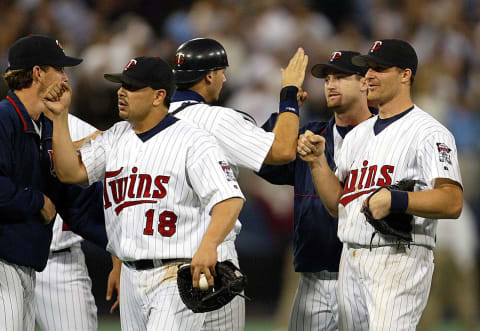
[281,48,309,88]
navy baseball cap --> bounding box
[104,56,174,94]
[311,51,367,78]
[352,39,418,76]
[7,35,82,70]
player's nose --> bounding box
[365,68,376,78]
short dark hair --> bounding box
[3,66,49,91]
[175,76,205,91]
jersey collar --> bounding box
[373,106,414,135]
[6,91,37,133]
[136,114,179,142]
[171,89,206,103]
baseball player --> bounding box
[45,56,246,331]
[0,34,107,331]
[257,51,372,331]
[298,39,463,330]
[170,38,308,173]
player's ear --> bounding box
[400,68,412,84]
[152,89,166,107]
[204,71,214,85]
[359,76,368,93]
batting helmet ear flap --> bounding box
[173,38,229,85]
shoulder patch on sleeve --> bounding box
[436,142,452,165]
[219,161,236,181]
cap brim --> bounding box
[311,63,359,78]
[58,56,83,67]
[103,73,147,88]
[351,54,394,68]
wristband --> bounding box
[390,190,409,213]
[279,86,299,116]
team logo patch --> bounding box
[176,53,185,66]
[219,161,235,181]
[56,40,64,51]
[124,59,137,70]
[436,143,452,164]
[329,51,342,62]
[370,41,382,52]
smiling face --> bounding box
[324,71,365,113]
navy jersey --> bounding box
[0,91,107,271]
[257,113,343,272]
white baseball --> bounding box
[199,274,209,291]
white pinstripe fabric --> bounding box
[332,105,461,330]
[168,101,275,251]
[79,117,244,328]
[120,255,245,331]
[338,244,434,331]
[35,114,98,331]
[35,245,97,331]
[79,119,244,261]
[336,106,462,247]
[0,259,36,331]
[169,102,274,173]
[288,271,339,331]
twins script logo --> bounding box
[103,167,170,215]
[339,160,394,206]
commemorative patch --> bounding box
[436,143,452,164]
[219,161,235,181]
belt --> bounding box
[51,247,71,254]
[123,258,190,271]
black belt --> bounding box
[51,247,71,254]
[123,259,188,271]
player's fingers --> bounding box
[191,266,200,288]
[204,268,215,287]
[304,130,314,137]
[106,282,113,300]
[308,134,324,144]
[110,298,120,314]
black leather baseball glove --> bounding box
[177,260,248,313]
[363,179,417,243]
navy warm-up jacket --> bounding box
[256,114,343,273]
[0,91,107,272]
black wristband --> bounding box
[390,190,409,213]
[279,86,299,115]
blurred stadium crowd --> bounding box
[1,0,479,329]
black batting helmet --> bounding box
[173,38,229,85]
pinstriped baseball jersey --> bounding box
[79,115,244,261]
[169,93,275,174]
[49,114,97,251]
[336,105,462,247]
